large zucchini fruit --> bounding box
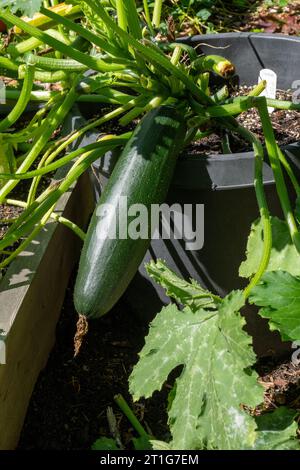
[74,105,186,319]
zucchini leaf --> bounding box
[1,0,44,18]
[250,270,300,342]
[254,407,300,450]
[240,217,300,279]
[146,259,218,311]
[130,291,264,450]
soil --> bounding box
[186,88,300,156]
[18,272,300,450]
[18,272,170,450]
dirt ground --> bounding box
[18,273,170,450]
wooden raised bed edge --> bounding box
[0,171,94,450]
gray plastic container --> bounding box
[83,33,300,356]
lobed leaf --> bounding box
[250,270,300,342]
[130,291,264,450]
[239,217,300,279]
[254,407,300,450]
[146,259,218,311]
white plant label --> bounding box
[258,68,277,113]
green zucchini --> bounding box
[74,106,186,319]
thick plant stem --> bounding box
[40,6,125,58]
[0,85,78,204]
[33,95,147,170]
[276,147,300,196]
[114,394,149,438]
[18,67,69,83]
[6,198,86,241]
[124,0,143,39]
[256,97,300,253]
[13,3,82,33]
[143,0,155,35]
[0,9,127,73]
[152,0,163,28]
[236,126,272,298]
[0,207,54,270]
[248,80,266,97]
[82,0,210,105]
[116,0,128,32]
[8,29,71,57]
[0,137,129,181]
[119,95,165,126]
[170,46,182,66]
[0,63,35,132]
[0,148,106,252]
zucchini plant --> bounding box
[0,0,299,449]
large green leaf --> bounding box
[250,270,300,341]
[129,292,264,450]
[1,0,43,17]
[146,259,218,311]
[239,217,300,278]
[254,408,300,450]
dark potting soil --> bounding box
[18,271,300,450]
[186,88,300,155]
[84,88,300,158]
[18,272,170,450]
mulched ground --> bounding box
[176,1,300,36]
[187,88,300,155]
[258,359,300,411]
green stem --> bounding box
[170,46,182,66]
[23,54,87,72]
[4,88,132,105]
[39,95,147,167]
[6,198,86,241]
[0,63,35,133]
[114,394,149,438]
[265,98,300,111]
[119,95,164,126]
[0,85,78,204]
[152,0,163,28]
[83,0,210,105]
[116,0,128,32]
[4,89,58,102]
[256,97,300,253]
[0,9,127,73]
[124,0,143,39]
[0,208,54,270]
[143,0,155,35]
[236,126,272,299]
[0,148,106,251]
[40,6,126,58]
[18,66,69,83]
[276,146,300,196]
[221,132,231,154]
[211,85,228,104]
[206,96,256,117]
[0,137,129,180]
[0,57,19,72]
[7,29,71,57]
[248,80,266,97]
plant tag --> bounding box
[258,68,277,113]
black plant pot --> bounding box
[81,33,300,356]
